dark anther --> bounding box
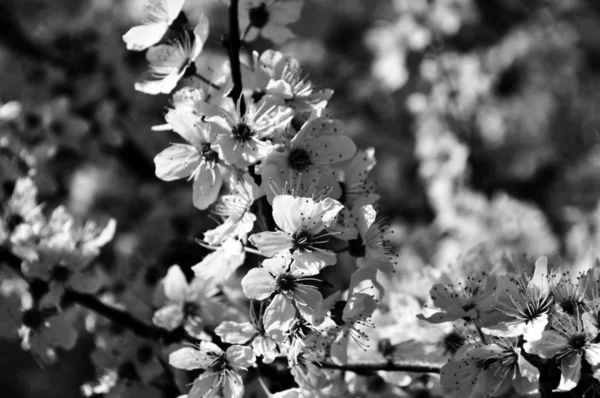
[249,3,270,28]
[287,148,312,172]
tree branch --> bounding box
[320,360,442,374]
[1,245,442,374]
[0,246,200,345]
[227,0,244,107]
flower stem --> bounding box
[193,73,222,90]
[320,360,442,374]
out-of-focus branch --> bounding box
[0,246,200,345]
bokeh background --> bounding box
[3,0,600,396]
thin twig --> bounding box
[193,73,222,91]
[320,360,442,374]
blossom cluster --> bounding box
[0,176,115,363]
[3,0,600,398]
[419,254,600,396]
[121,1,402,396]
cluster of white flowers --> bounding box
[0,177,115,363]
[4,0,599,397]
[122,1,398,397]
[419,254,600,396]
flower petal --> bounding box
[241,268,276,300]
[192,163,223,210]
[226,345,256,369]
[585,344,600,367]
[123,23,169,51]
[215,321,257,344]
[264,294,296,343]
[155,144,200,181]
[261,24,295,44]
[153,303,185,331]
[555,352,581,392]
[169,345,219,370]
[162,265,189,303]
[249,231,293,257]
[524,330,569,358]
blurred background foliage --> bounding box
[3,0,600,396]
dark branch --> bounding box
[193,73,222,91]
[0,246,200,345]
[227,0,244,109]
[2,245,441,374]
[320,360,442,374]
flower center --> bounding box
[520,294,552,321]
[288,148,312,172]
[251,90,266,103]
[443,331,466,354]
[276,273,297,293]
[292,227,314,251]
[21,309,44,329]
[559,299,584,316]
[201,142,219,163]
[348,235,366,258]
[182,60,197,78]
[249,3,270,28]
[5,213,24,232]
[232,123,255,143]
[330,300,347,326]
[50,264,71,283]
[211,354,228,372]
[183,301,200,317]
[569,334,587,350]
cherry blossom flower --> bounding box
[2,177,45,246]
[92,331,163,383]
[260,117,356,204]
[353,204,397,273]
[417,272,497,325]
[203,174,261,245]
[1,294,77,364]
[135,19,209,95]
[123,0,186,51]
[441,339,539,397]
[215,302,280,363]
[524,311,600,392]
[286,334,341,394]
[329,148,379,240]
[549,269,589,315]
[207,96,293,167]
[22,246,103,309]
[249,195,343,273]
[256,50,333,112]
[238,0,303,44]
[328,270,378,364]
[152,265,227,336]
[40,206,116,260]
[154,107,230,210]
[483,257,553,341]
[169,342,255,398]
[241,254,323,337]
[192,238,246,283]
